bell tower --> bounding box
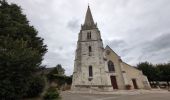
[72,6,112,91]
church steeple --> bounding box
[81,5,97,30]
[84,5,95,26]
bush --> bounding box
[43,87,61,100]
[25,76,45,98]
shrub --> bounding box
[43,87,61,100]
[25,76,45,98]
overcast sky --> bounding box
[8,0,170,75]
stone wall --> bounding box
[72,28,113,91]
[122,62,151,89]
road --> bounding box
[62,92,170,100]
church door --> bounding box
[110,76,118,89]
[132,79,138,89]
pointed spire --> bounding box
[84,5,95,26]
[81,5,97,30]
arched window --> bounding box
[108,60,115,72]
[87,32,91,39]
[89,46,92,52]
[89,66,93,77]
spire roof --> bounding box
[81,5,97,30]
[84,5,95,26]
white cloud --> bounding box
[8,0,170,75]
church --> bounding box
[72,6,151,91]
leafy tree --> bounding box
[47,64,65,86]
[156,63,170,86]
[25,76,45,98]
[47,65,73,90]
[49,64,65,75]
[137,62,158,81]
[137,62,170,88]
[0,0,47,99]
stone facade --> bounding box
[71,6,151,91]
[105,46,151,90]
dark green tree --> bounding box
[0,0,47,99]
[25,76,45,98]
[137,62,158,82]
[49,64,65,75]
[47,64,71,89]
[156,63,170,87]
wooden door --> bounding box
[110,76,118,89]
[132,79,138,89]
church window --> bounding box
[89,46,92,52]
[108,60,115,72]
[89,32,91,38]
[88,46,92,56]
[89,66,93,77]
[87,32,91,39]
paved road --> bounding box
[62,92,170,100]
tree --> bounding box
[138,62,170,88]
[25,76,45,98]
[156,63,170,87]
[137,62,158,82]
[46,65,72,90]
[49,64,65,75]
[47,64,65,85]
[0,0,47,99]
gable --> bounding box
[105,45,120,59]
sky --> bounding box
[8,0,170,75]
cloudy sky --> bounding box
[8,0,170,75]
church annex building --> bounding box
[72,6,151,91]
